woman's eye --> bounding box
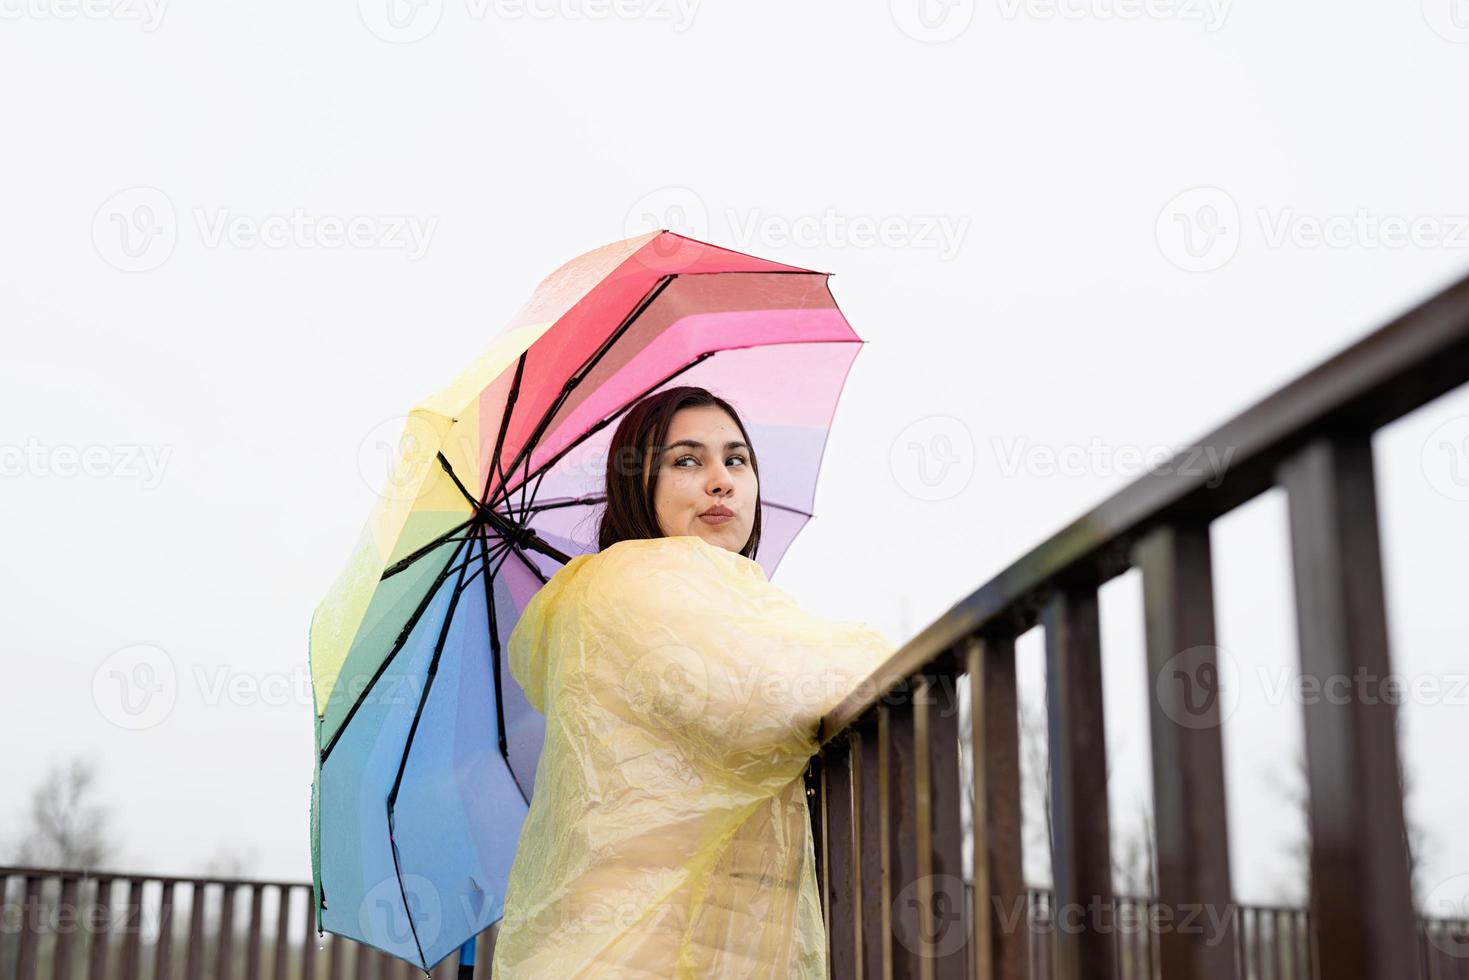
[672,454,745,467]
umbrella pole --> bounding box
[456,935,476,979]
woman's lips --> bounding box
[699,513,734,525]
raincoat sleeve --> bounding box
[491,537,897,979]
[584,538,893,784]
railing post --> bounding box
[246,883,264,980]
[218,882,237,980]
[185,882,207,980]
[888,686,922,980]
[120,879,142,980]
[157,881,176,980]
[1044,586,1117,980]
[1278,434,1416,978]
[914,668,967,980]
[965,633,1028,980]
[54,875,80,980]
[89,877,116,980]
[1134,523,1237,980]
[856,710,887,978]
[16,875,42,980]
[273,885,291,980]
[824,733,860,979]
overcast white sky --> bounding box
[2,0,1467,916]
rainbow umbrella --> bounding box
[307,230,868,971]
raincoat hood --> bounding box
[491,534,895,978]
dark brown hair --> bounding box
[597,386,762,559]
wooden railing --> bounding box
[804,269,1469,980]
[0,866,497,980]
[7,865,1464,979]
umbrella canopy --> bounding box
[307,230,868,970]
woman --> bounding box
[490,386,894,978]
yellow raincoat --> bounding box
[490,535,895,978]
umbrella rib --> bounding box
[756,499,814,518]
[486,274,676,513]
[381,525,478,580]
[501,347,717,505]
[320,535,474,763]
[520,494,813,520]
[439,531,511,582]
[505,539,551,586]
[433,451,573,565]
[476,527,514,779]
[521,493,606,513]
[436,451,485,513]
[451,526,523,596]
[383,523,478,972]
[480,351,527,511]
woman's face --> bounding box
[645,405,758,553]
